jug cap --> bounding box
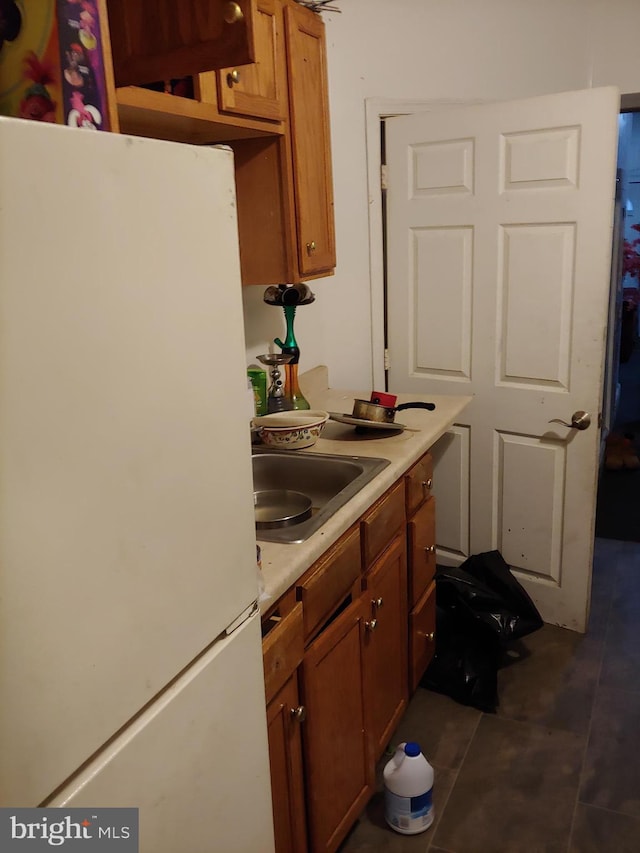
[404,742,421,757]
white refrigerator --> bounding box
[0,117,275,852]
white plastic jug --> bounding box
[383,741,434,835]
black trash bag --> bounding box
[422,604,502,713]
[421,551,543,712]
[445,550,544,642]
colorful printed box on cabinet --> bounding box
[0,0,113,131]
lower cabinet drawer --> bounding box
[262,602,304,706]
[408,580,436,693]
[405,452,433,516]
[407,497,436,608]
[296,525,361,643]
[360,481,405,568]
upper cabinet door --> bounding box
[284,2,336,277]
[106,0,258,86]
[216,0,287,122]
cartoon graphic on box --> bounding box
[0,0,111,130]
[0,2,64,122]
[20,51,57,122]
[56,1,109,129]
[68,88,100,128]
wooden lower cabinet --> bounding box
[362,534,408,763]
[301,596,373,853]
[265,452,439,853]
[267,673,308,853]
[409,580,437,693]
[407,496,436,608]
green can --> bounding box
[247,366,268,416]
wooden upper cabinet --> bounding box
[106,0,258,87]
[108,0,336,286]
[284,1,336,277]
[215,0,287,121]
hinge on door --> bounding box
[380,164,388,191]
[384,348,390,371]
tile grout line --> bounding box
[427,708,483,853]
[566,541,617,851]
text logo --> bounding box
[0,809,138,850]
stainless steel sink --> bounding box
[252,449,390,543]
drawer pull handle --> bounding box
[290,705,306,723]
[419,631,435,642]
[227,69,241,86]
[421,478,433,490]
[365,619,378,632]
[423,545,436,555]
[223,2,244,24]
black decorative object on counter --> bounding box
[263,285,316,411]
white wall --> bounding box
[243,0,640,391]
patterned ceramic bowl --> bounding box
[252,410,330,450]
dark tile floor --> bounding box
[339,538,640,853]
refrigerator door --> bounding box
[0,119,258,805]
[48,611,275,853]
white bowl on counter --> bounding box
[252,410,330,449]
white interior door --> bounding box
[385,87,620,632]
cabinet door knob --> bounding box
[365,619,378,632]
[290,705,306,723]
[223,2,244,24]
[306,241,316,254]
[423,545,436,555]
[422,478,432,490]
[372,597,384,609]
[419,631,435,642]
[227,69,241,86]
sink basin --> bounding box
[252,449,390,543]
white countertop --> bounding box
[257,367,472,612]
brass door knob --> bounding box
[372,597,384,609]
[365,619,378,632]
[422,478,433,490]
[290,705,306,723]
[424,545,436,555]
[227,69,241,86]
[306,241,316,254]
[223,2,244,24]
[419,631,435,642]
